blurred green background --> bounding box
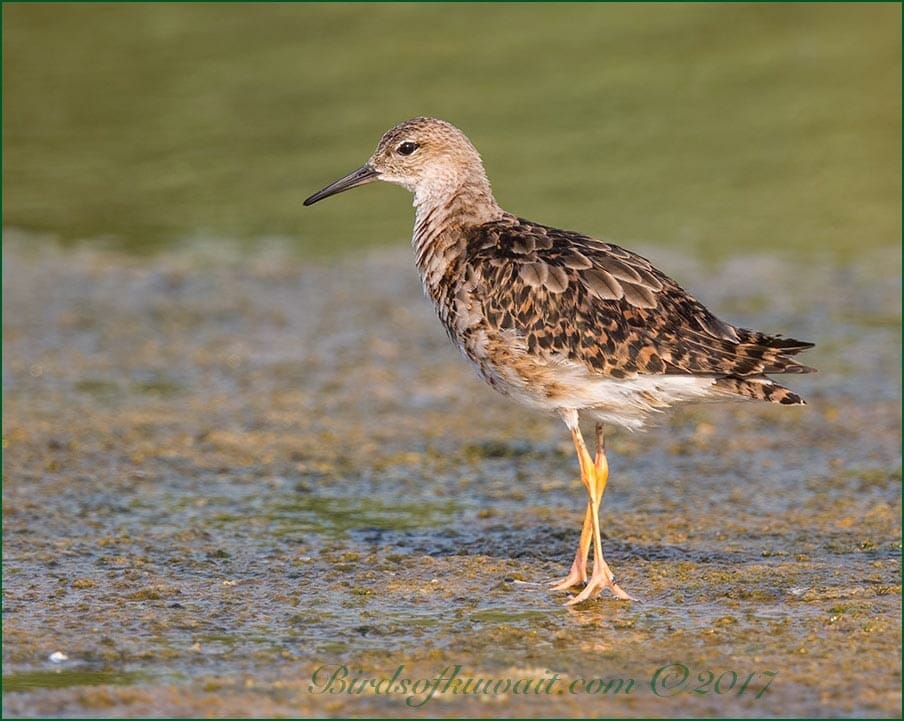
[3,2,901,258]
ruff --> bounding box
[304,117,814,604]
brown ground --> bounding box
[2,233,901,717]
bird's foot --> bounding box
[549,561,587,591]
[565,563,635,605]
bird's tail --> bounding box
[730,331,816,375]
[710,332,814,405]
[712,375,807,405]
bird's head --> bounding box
[304,117,492,209]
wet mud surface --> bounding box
[2,234,901,717]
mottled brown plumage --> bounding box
[444,216,813,411]
[304,116,814,604]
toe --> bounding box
[550,574,583,591]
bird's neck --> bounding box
[413,172,504,232]
[412,178,503,300]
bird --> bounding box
[303,117,814,605]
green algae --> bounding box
[2,670,147,693]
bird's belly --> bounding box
[459,329,717,429]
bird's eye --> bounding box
[397,141,419,156]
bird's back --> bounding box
[423,214,813,427]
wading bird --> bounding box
[304,117,813,604]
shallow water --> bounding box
[2,235,900,717]
[4,4,900,259]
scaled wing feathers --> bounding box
[461,216,814,382]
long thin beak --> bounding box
[303,164,379,206]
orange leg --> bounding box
[549,501,592,590]
[553,414,634,603]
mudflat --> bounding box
[2,235,900,717]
